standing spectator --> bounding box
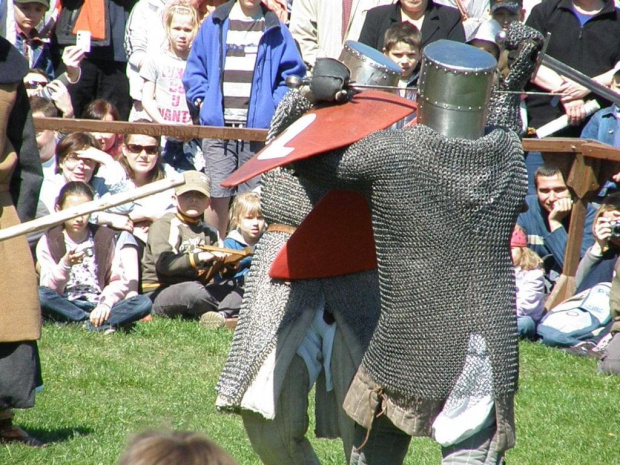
[53,0,137,120]
[581,69,620,202]
[141,1,201,171]
[124,0,173,121]
[525,0,620,137]
[12,0,54,77]
[0,36,44,447]
[289,0,396,70]
[183,0,305,236]
[358,0,465,53]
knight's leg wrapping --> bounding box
[241,354,319,465]
[349,414,412,465]
[440,424,504,465]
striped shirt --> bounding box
[223,3,265,124]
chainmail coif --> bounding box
[487,21,544,134]
[294,124,527,406]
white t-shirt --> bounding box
[140,49,192,124]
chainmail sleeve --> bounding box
[487,22,544,134]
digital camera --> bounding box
[611,220,620,239]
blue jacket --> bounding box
[517,194,596,272]
[221,230,254,281]
[182,0,306,129]
[581,106,620,198]
[15,32,54,79]
[581,105,618,146]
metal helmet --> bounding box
[468,19,506,59]
[339,41,401,89]
[417,40,497,140]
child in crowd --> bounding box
[382,21,421,96]
[82,99,124,160]
[117,430,238,465]
[141,170,237,324]
[206,191,265,325]
[13,0,54,78]
[511,226,546,339]
[141,0,201,172]
[37,182,152,333]
[183,0,305,237]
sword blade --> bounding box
[541,55,620,107]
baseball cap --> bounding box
[510,228,527,249]
[14,0,50,8]
[491,0,522,13]
[176,170,211,197]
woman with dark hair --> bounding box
[110,128,178,245]
[82,98,124,160]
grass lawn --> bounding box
[2,319,619,464]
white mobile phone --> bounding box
[76,30,91,53]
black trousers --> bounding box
[67,57,132,120]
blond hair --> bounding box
[229,192,262,231]
[118,430,238,465]
[163,0,199,48]
[512,247,543,271]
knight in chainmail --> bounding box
[215,89,382,464]
[292,41,528,464]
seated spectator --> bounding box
[106,129,178,246]
[141,171,238,323]
[29,95,58,180]
[13,0,54,78]
[117,430,238,465]
[511,226,546,339]
[358,0,465,53]
[38,132,128,224]
[27,96,59,254]
[37,182,152,334]
[201,191,265,327]
[141,1,201,172]
[517,163,596,283]
[575,193,620,293]
[82,99,124,160]
[581,69,620,202]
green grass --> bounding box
[2,320,619,464]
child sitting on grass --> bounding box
[141,170,235,324]
[511,225,546,339]
[206,191,265,325]
[37,182,152,334]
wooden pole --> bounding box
[0,177,185,242]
